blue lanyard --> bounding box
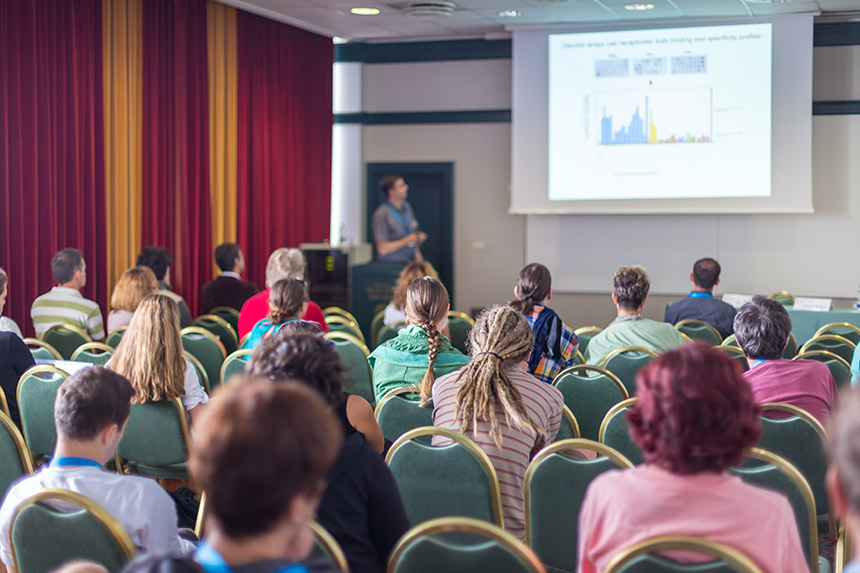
[689,292,714,298]
[50,457,103,470]
[195,542,309,573]
[386,202,412,234]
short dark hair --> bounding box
[276,319,322,336]
[613,266,650,310]
[214,243,241,272]
[379,175,401,199]
[190,377,342,539]
[55,367,134,441]
[136,246,173,281]
[693,258,721,289]
[733,295,792,360]
[51,248,84,285]
[629,344,761,474]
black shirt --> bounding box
[0,332,35,429]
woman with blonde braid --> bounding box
[431,305,564,540]
[368,277,469,404]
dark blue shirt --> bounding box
[664,294,737,339]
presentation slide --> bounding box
[547,24,772,202]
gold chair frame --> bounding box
[324,315,366,343]
[448,310,476,326]
[181,326,227,359]
[597,397,638,444]
[673,319,723,344]
[561,406,581,439]
[115,397,193,475]
[0,411,34,474]
[323,307,360,325]
[553,364,629,400]
[599,345,660,370]
[813,322,860,341]
[716,345,746,359]
[195,493,207,539]
[310,520,349,572]
[22,338,63,360]
[374,385,423,419]
[370,309,387,348]
[574,325,603,337]
[605,534,763,573]
[721,334,738,347]
[324,331,371,357]
[793,349,852,371]
[220,349,255,384]
[183,351,211,394]
[42,323,92,344]
[799,334,856,355]
[70,342,114,361]
[17,365,68,419]
[193,314,240,349]
[768,290,796,305]
[208,306,241,319]
[105,326,128,348]
[835,522,853,573]
[239,332,251,349]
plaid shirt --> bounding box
[524,306,579,383]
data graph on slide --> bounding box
[597,88,713,145]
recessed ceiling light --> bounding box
[497,9,522,17]
[350,7,381,15]
[624,3,654,9]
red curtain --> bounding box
[236,12,333,289]
[141,0,211,317]
[0,0,107,338]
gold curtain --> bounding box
[102,0,142,310]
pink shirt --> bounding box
[577,466,807,573]
[743,359,837,425]
[237,289,328,338]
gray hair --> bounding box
[733,295,792,360]
[265,248,305,288]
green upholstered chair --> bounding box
[323,306,360,324]
[598,398,642,466]
[308,521,349,572]
[524,439,634,572]
[220,349,253,385]
[554,406,580,442]
[793,350,852,390]
[388,517,546,573]
[716,345,750,372]
[374,386,433,444]
[325,332,375,406]
[325,315,366,344]
[573,326,602,355]
[799,335,856,365]
[813,322,860,346]
[115,399,192,480]
[71,342,114,366]
[600,346,659,397]
[10,488,136,573]
[447,311,474,355]
[720,334,739,348]
[674,319,723,346]
[105,327,127,349]
[18,365,68,461]
[605,535,763,573]
[193,314,239,356]
[208,306,240,334]
[0,412,34,498]
[371,310,387,349]
[181,327,226,388]
[768,291,796,306]
[42,324,92,360]
[385,427,504,528]
[23,338,63,362]
[553,365,628,442]
[783,333,798,359]
[183,351,211,394]
[378,322,407,348]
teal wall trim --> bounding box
[334,110,512,124]
[812,101,860,115]
[813,22,860,47]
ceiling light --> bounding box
[624,3,654,9]
[497,9,521,17]
[350,7,381,15]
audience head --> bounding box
[276,319,322,336]
[733,295,792,360]
[692,258,721,290]
[628,344,761,475]
[0,268,7,314]
[52,248,86,288]
[110,266,158,312]
[828,390,860,525]
[267,278,309,325]
[136,246,173,282]
[613,266,650,311]
[391,261,439,310]
[109,293,185,403]
[265,248,305,288]
[190,377,341,549]
[247,331,346,405]
[509,263,552,315]
[215,243,244,274]
[405,277,450,404]
[379,174,406,201]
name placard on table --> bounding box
[793,297,833,311]
[721,294,754,309]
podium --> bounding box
[301,243,372,311]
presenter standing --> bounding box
[372,175,427,263]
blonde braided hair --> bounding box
[454,306,544,448]
[405,277,449,406]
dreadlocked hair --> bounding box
[508,263,552,315]
[406,277,449,406]
[454,305,544,448]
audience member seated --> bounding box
[247,333,407,572]
[0,366,194,563]
[508,263,578,383]
[584,266,685,365]
[244,278,309,350]
[0,269,22,338]
[0,328,34,430]
[369,277,469,404]
[577,344,807,572]
[107,266,158,334]
[383,261,439,326]
[200,242,258,314]
[827,389,860,573]
[735,295,837,424]
[432,305,563,540]
[851,343,860,387]
[664,257,737,339]
[123,377,342,573]
[238,248,327,337]
[108,294,208,427]
[31,248,105,341]
[136,246,192,329]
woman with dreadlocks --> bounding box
[508,263,578,383]
[431,305,564,540]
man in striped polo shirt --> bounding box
[30,248,105,340]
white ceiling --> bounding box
[219,0,860,41]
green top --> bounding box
[368,324,470,403]
[584,318,686,366]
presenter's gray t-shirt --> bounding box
[372,201,417,263]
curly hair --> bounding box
[406,277,449,406]
[267,278,309,325]
[391,261,439,310]
[613,266,650,311]
[508,263,552,315]
[628,343,761,475]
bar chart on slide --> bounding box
[597,88,713,145]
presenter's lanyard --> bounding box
[195,542,309,573]
[386,202,412,234]
[688,292,714,298]
[49,457,103,470]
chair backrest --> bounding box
[729,448,818,572]
[375,386,434,444]
[447,311,474,355]
[115,399,192,479]
[371,310,387,348]
[574,326,603,355]
[388,516,546,573]
[10,488,136,573]
[220,349,253,384]
[836,522,854,573]
[378,322,407,347]
[783,332,798,359]
[604,535,763,573]
[42,324,92,360]
[105,327,127,349]
[23,338,63,361]
[325,332,375,406]
[715,345,749,372]
[208,306,241,333]
[598,398,642,466]
[193,314,239,356]
[793,350,852,390]
[524,439,634,571]
[720,334,739,348]
[0,411,34,498]
[554,406,580,442]
[183,351,211,394]
[674,319,723,346]
[325,315,366,343]
[70,342,115,366]
[309,520,349,572]
[17,366,68,459]
[813,322,860,345]
[323,306,359,324]
[799,334,856,364]
[553,365,628,442]
[600,346,659,397]
[386,427,504,527]
[181,327,227,388]
[768,291,795,306]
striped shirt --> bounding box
[30,287,105,341]
[431,366,563,539]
